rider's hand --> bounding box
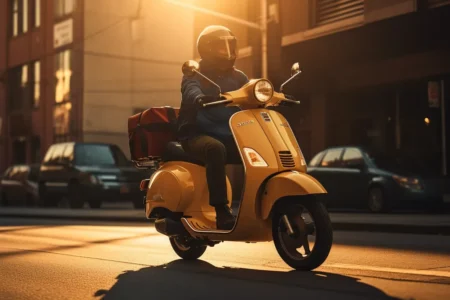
[194,94,218,108]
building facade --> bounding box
[0,0,194,172]
[192,0,450,176]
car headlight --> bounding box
[254,79,273,103]
[393,175,423,190]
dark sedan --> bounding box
[307,146,449,212]
[0,164,40,207]
[38,142,151,209]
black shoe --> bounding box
[215,205,235,230]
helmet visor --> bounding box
[209,36,237,60]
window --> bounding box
[49,144,65,164]
[55,0,76,18]
[10,0,29,37]
[12,0,19,36]
[54,50,73,141]
[8,63,37,111]
[34,0,41,27]
[61,142,74,163]
[320,148,343,168]
[55,50,72,103]
[23,0,28,32]
[43,145,55,164]
[342,147,365,168]
[33,61,40,108]
[309,151,325,167]
[315,0,364,27]
[75,144,126,166]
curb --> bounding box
[1,212,449,235]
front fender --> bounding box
[260,171,326,220]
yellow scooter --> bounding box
[137,60,332,271]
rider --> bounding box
[177,25,248,230]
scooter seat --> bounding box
[162,142,205,166]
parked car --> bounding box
[38,142,150,209]
[0,164,40,207]
[307,146,449,212]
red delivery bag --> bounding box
[128,107,179,160]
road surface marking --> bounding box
[325,263,450,278]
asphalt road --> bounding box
[1,217,449,300]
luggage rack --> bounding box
[133,156,162,170]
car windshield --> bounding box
[75,145,130,167]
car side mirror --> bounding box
[182,60,200,77]
[280,62,303,92]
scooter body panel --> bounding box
[180,109,312,242]
[145,161,232,220]
[260,171,327,220]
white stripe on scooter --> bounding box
[324,263,450,278]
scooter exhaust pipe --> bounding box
[154,218,187,237]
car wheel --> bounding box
[368,187,389,213]
[68,182,84,209]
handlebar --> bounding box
[196,92,300,109]
[202,99,233,107]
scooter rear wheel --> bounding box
[272,197,333,271]
[169,236,207,260]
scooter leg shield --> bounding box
[260,171,327,220]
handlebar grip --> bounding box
[282,98,301,104]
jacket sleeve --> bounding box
[181,75,205,105]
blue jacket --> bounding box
[177,60,249,140]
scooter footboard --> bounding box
[259,171,326,220]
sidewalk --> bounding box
[1,206,449,235]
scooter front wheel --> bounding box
[272,197,333,271]
[169,236,207,260]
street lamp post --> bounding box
[165,0,269,78]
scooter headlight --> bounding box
[254,80,274,103]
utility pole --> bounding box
[165,0,269,78]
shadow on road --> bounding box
[94,259,402,300]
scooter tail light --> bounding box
[243,148,268,167]
[140,179,150,191]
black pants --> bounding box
[181,135,241,207]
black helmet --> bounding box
[197,25,237,70]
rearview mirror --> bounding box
[280,62,303,92]
[182,60,200,77]
[291,62,301,76]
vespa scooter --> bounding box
[135,60,332,271]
